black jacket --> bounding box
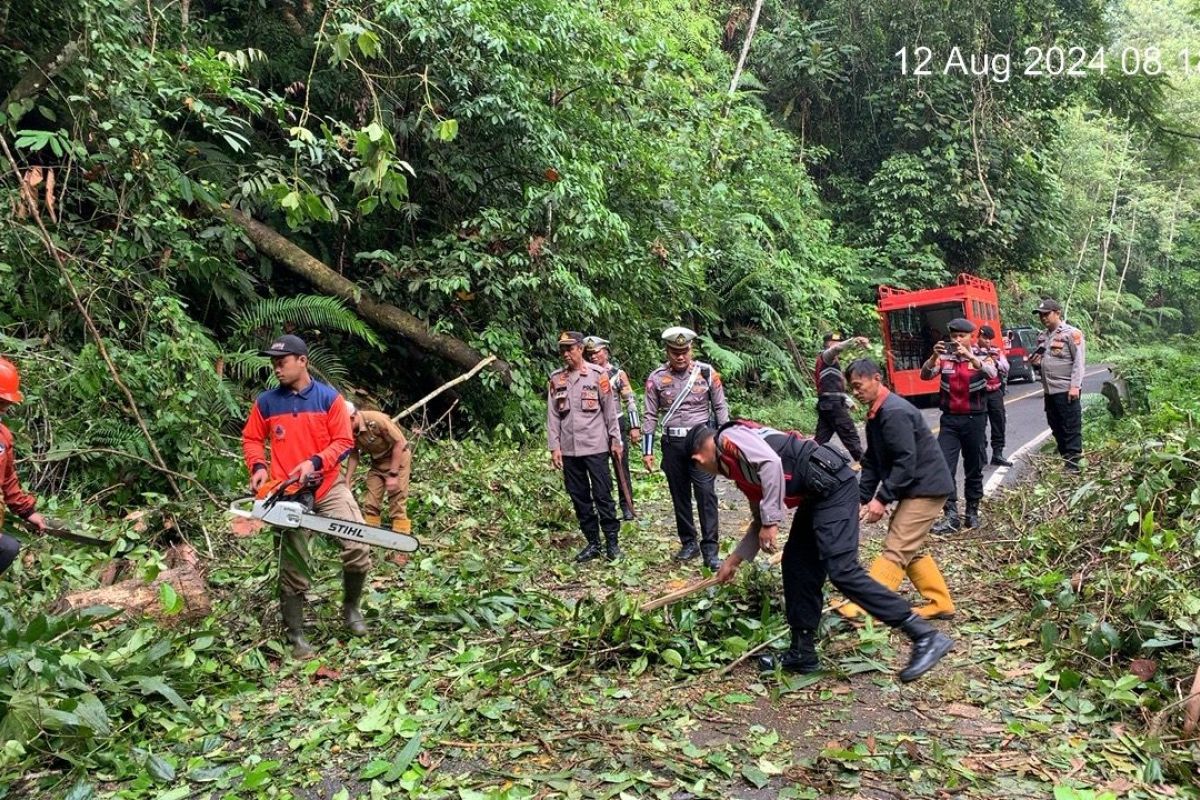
[860,391,954,504]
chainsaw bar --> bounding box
[228,497,419,553]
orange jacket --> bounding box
[0,422,37,520]
[241,379,354,501]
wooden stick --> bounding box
[392,355,497,423]
[639,576,721,612]
[715,600,842,678]
[1184,664,1200,735]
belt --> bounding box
[664,426,692,438]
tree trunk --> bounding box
[728,0,765,96]
[1095,134,1132,330]
[1110,207,1138,327]
[3,39,81,109]
[54,563,210,624]
[223,208,512,384]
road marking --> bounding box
[983,428,1053,496]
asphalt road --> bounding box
[916,365,1111,498]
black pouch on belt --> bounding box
[804,443,850,494]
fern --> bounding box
[232,294,384,350]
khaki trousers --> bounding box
[362,449,411,522]
[881,495,947,568]
[279,482,371,595]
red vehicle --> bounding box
[877,274,1002,398]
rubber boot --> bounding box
[931,505,960,535]
[281,593,315,659]
[342,572,369,636]
[364,513,382,527]
[674,540,700,561]
[837,556,904,620]
[604,534,623,562]
[757,628,819,674]
[990,451,1013,467]
[391,517,411,534]
[700,543,721,571]
[897,613,954,683]
[906,555,956,619]
[963,503,980,530]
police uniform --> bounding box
[700,421,953,683]
[973,326,1011,466]
[1033,299,1085,470]
[919,319,996,533]
[642,327,730,568]
[350,409,412,533]
[813,333,864,461]
[547,331,624,561]
[583,336,640,520]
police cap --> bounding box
[557,331,584,348]
[662,326,697,350]
[1033,298,1062,315]
[978,325,995,338]
[582,336,610,353]
[822,331,843,345]
[947,318,976,334]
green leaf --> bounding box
[159,582,183,615]
[63,780,94,800]
[357,30,381,58]
[742,765,770,789]
[435,119,459,142]
[661,648,683,667]
[147,753,176,783]
[384,733,423,782]
[136,676,190,713]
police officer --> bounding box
[975,326,1012,467]
[844,359,956,620]
[642,327,730,570]
[0,358,49,576]
[1031,299,1085,472]
[690,421,953,683]
[547,331,624,562]
[921,319,997,533]
[344,402,412,538]
[813,333,868,462]
[242,335,372,658]
[583,336,641,520]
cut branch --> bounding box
[392,355,496,423]
[222,208,511,384]
[3,39,81,109]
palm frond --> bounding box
[232,294,384,350]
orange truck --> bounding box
[876,273,1002,399]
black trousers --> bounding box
[0,533,19,575]
[611,422,635,517]
[781,478,913,631]
[1044,393,1083,466]
[814,398,863,461]
[984,390,1007,456]
[938,412,987,506]
[661,435,719,557]
[563,454,620,544]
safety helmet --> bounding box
[0,358,22,404]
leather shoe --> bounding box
[575,542,602,562]
[703,554,721,571]
[963,506,980,530]
[990,454,1013,467]
[674,541,700,561]
[931,509,960,535]
[898,613,954,682]
[757,629,819,674]
[605,541,623,561]
[622,511,637,521]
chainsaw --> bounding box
[227,476,420,553]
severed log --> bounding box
[54,562,210,625]
[222,208,512,385]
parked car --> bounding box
[1004,326,1040,383]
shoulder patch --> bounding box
[711,370,722,386]
[1072,330,1083,345]
[598,373,611,393]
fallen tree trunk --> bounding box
[54,563,210,624]
[223,208,512,385]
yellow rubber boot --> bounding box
[836,556,905,620]
[391,518,411,534]
[364,514,382,527]
[906,554,956,619]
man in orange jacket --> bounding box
[0,358,48,576]
[242,335,371,658]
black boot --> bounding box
[674,540,700,561]
[962,504,980,530]
[931,505,960,535]
[342,572,369,637]
[700,542,721,571]
[604,535,623,561]
[575,539,602,562]
[990,452,1013,467]
[897,613,954,683]
[757,628,819,674]
[281,592,315,659]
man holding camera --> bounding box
[921,319,996,534]
[1031,299,1085,471]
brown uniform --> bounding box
[351,410,411,527]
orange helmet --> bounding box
[0,358,23,404]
